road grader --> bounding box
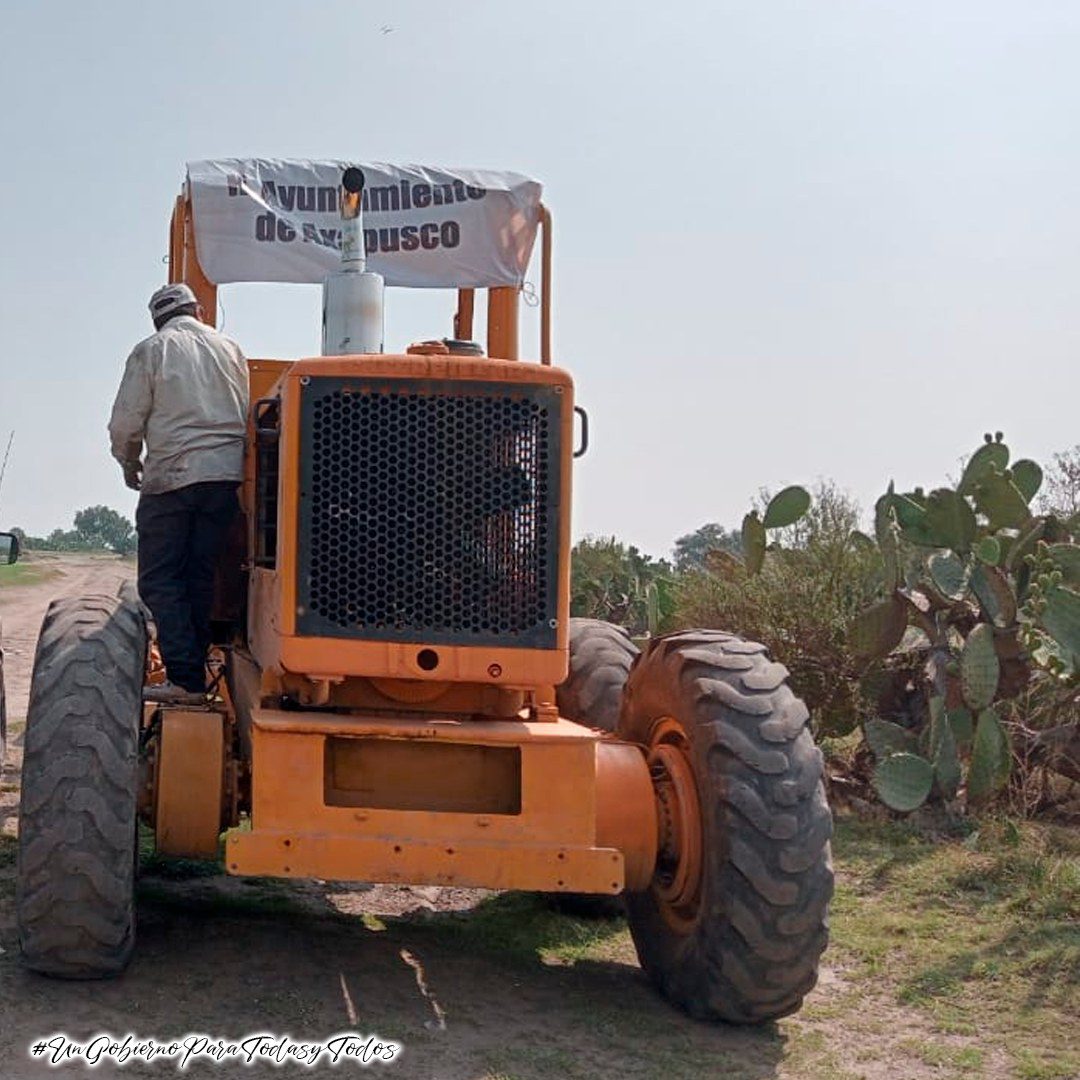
[15,160,831,1023]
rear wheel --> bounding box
[556,618,639,732]
[619,630,833,1023]
[16,594,147,978]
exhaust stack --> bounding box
[321,167,385,355]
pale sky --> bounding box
[1,1,1078,557]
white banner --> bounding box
[186,159,543,289]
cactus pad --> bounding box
[959,439,1010,495]
[864,717,918,760]
[922,488,977,552]
[933,716,961,799]
[1010,459,1043,503]
[967,707,1011,801]
[1041,584,1080,664]
[948,706,974,752]
[741,512,767,575]
[928,551,969,600]
[960,623,1000,710]
[974,469,1032,530]
[873,752,934,812]
[763,485,811,529]
[976,535,1002,566]
[849,596,908,661]
[970,564,1017,628]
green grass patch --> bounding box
[829,817,1079,1076]
[0,833,16,869]
[404,891,631,968]
[0,562,58,588]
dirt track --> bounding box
[0,554,133,719]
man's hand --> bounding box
[122,460,143,491]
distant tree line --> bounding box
[9,506,136,556]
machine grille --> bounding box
[297,377,562,647]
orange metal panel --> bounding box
[155,708,226,858]
[324,737,522,814]
[222,710,654,895]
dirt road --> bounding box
[0,554,133,718]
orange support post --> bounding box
[454,288,475,341]
[487,287,519,360]
[540,205,552,364]
[168,194,218,327]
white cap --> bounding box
[149,283,198,321]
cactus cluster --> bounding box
[733,434,1080,814]
[856,434,1080,811]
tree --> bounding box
[570,536,675,636]
[73,506,136,555]
[672,522,740,573]
[1040,444,1080,519]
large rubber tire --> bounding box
[556,618,639,732]
[16,594,147,978]
[0,646,7,777]
[619,629,833,1024]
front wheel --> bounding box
[619,630,833,1023]
[16,594,147,978]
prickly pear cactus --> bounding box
[735,433,1075,815]
[873,753,935,812]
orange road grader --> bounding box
[15,160,831,1023]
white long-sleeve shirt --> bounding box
[108,315,250,495]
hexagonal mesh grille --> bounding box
[297,377,561,647]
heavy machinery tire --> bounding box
[0,658,7,778]
[619,629,833,1024]
[556,618,639,732]
[16,594,147,978]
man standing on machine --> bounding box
[108,283,249,704]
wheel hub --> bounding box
[646,717,703,932]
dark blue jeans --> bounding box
[136,481,239,692]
